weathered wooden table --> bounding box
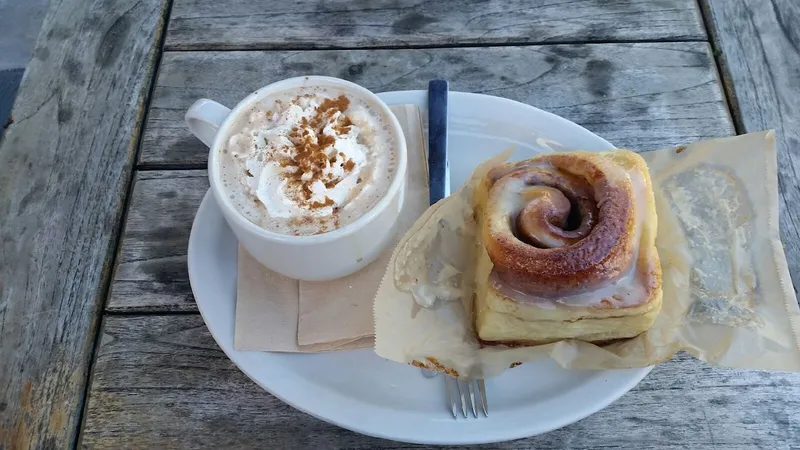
[2,1,799,448]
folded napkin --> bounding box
[234,104,429,352]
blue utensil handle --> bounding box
[428,79,449,205]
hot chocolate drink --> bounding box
[219,87,397,236]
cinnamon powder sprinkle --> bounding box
[318,95,350,115]
[309,197,335,208]
[271,94,362,210]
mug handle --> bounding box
[185,99,232,148]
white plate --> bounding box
[188,91,652,445]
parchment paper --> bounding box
[374,131,800,378]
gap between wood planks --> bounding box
[164,37,709,53]
[139,163,207,170]
[104,309,201,316]
[696,0,745,135]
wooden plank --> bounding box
[108,170,208,313]
[0,0,168,447]
[164,0,706,51]
[139,43,734,168]
[81,314,800,449]
[701,0,800,294]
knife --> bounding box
[427,79,450,205]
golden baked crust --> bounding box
[473,150,662,344]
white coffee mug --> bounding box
[185,76,408,281]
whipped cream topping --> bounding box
[220,88,395,235]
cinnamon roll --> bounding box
[473,150,662,345]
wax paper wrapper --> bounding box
[374,131,800,378]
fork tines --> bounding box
[446,376,488,418]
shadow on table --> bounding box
[0,68,23,139]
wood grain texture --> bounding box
[139,43,734,168]
[80,314,800,449]
[108,171,208,313]
[0,0,168,448]
[702,0,800,293]
[164,0,706,51]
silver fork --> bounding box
[422,369,489,418]
[445,376,488,418]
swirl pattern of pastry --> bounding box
[473,150,662,345]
